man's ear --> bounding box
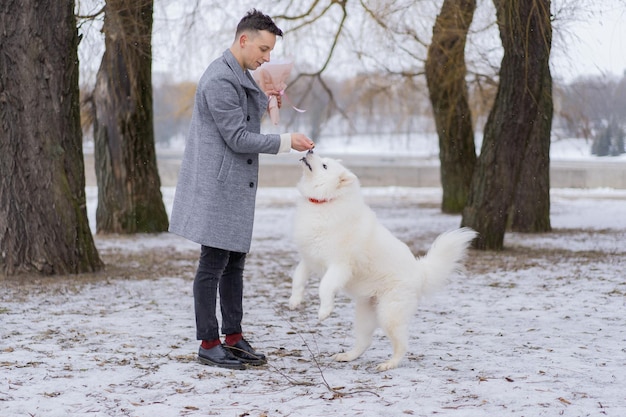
[239,33,248,48]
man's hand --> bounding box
[290,133,315,152]
[265,89,282,109]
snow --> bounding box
[2,142,626,416]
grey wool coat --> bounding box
[169,49,283,253]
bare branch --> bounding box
[274,0,323,21]
[76,4,105,20]
[296,3,347,76]
[276,1,338,33]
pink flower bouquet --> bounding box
[253,58,303,125]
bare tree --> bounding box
[92,0,168,233]
[462,0,553,249]
[426,0,477,213]
[0,0,102,275]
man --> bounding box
[169,9,314,370]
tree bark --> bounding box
[425,0,477,213]
[0,0,102,275]
[461,0,552,249]
[509,70,552,232]
[93,0,169,234]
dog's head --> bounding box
[297,150,358,202]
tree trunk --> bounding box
[461,0,552,249]
[93,0,169,234]
[425,0,477,213]
[0,0,102,275]
[510,70,553,232]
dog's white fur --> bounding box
[289,151,477,371]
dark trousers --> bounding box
[193,245,246,341]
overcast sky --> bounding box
[78,1,626,85]
[551,4,626,82]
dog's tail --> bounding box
[418,227,477,295]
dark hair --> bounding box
[236,9,283,37]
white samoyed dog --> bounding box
[289,150,477,371]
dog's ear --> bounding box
[339,170,357,187]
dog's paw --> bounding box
[333,351,357,362]
[317,306,332,321]
[288,295,302,310]
[376,360,400,372]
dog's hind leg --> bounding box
[289,261,310,309]
[317,264,351,321]
[376,302,410,371]
[333,297,377,363]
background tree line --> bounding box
[145,71,626,153]
[555,74,626,155]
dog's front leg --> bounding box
[334,296,377,362]
[289,261,309,309]
[318,264,351,321]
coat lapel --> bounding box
[223,49,260,92]
[222,49,267,115]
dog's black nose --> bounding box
[307,149,314,155]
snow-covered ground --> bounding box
[2,182,626,416]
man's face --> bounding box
[242,30,276,70]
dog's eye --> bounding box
[322,164,328,170]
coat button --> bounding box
[247,159,252,165]
[249,182,254,188]
[246,115,250,121]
